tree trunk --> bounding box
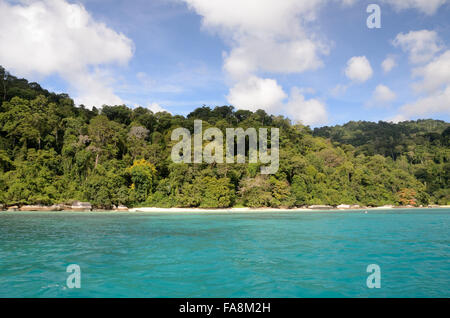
[95,153,99,169]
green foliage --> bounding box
[239,176,272,208]
[270,177,295,208]
[2,149,62,205]
[84,162,129,208]
[0,66,448,209]
[126,159,157,204]
[176,176,235,208]
[200,177,235,208]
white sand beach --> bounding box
[127,206,450,213]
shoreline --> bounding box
[128,206,450,213]
[2,206,449,214]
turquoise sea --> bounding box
[0,209,449,298]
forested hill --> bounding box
[314,120,450,160]
[0,66,449,209]
[0,66,73,106]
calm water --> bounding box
[0,209,449,298]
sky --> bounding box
[0,0,450,127]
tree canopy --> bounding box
[0,66,448,209]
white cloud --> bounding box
[226,77,328,126]
[227,76,287,112]
[183,0,325,39]
[382,56,397,73]
[147,102,171,114]
[394,48,450,119]
[387,114,409,123]
[72,68,125,107]
[372,84,396,104]
[182,0,447,123]
[183,0,330,80]
[286,88,328,126]
[182,0,331,124]
[223,38,327,80]
[345,56,373,83]
[393,30,443,64]
[383,0,448,15]
[399,86,450,117]
[412,50,450,93]
[0,0,134,107]
[183,0,447,124]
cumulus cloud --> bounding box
[412,50,450,93]
[227,76,287,112]
[387,114,409,123]
[181,0,447,124]
[394,48,450,119]
[382,56,397,73]
[370,84,396,106]
[390,29,449,119]
[182,0,331,124]
[223,38,327,80]
[0,0,134,107]
[148,102,171,114]
[183,0,330,80]
[345,56,373,83]
[399,86,450,117]
[183,0,325,39]
[72,69,125,107]
[227,77,328,126]
[383,0,448,15]
[393,30,443,64]
[286,88,328,126]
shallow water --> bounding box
[0,209,449,298]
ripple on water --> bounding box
[0,210,449,298]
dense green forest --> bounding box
[0,66,449,209]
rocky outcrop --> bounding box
[71,201,92,211]
[19,205,63,211]
[58,204,73,211]
[308,205,334,210]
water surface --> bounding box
[0,209,449,298]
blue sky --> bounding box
[1,0,449,126]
